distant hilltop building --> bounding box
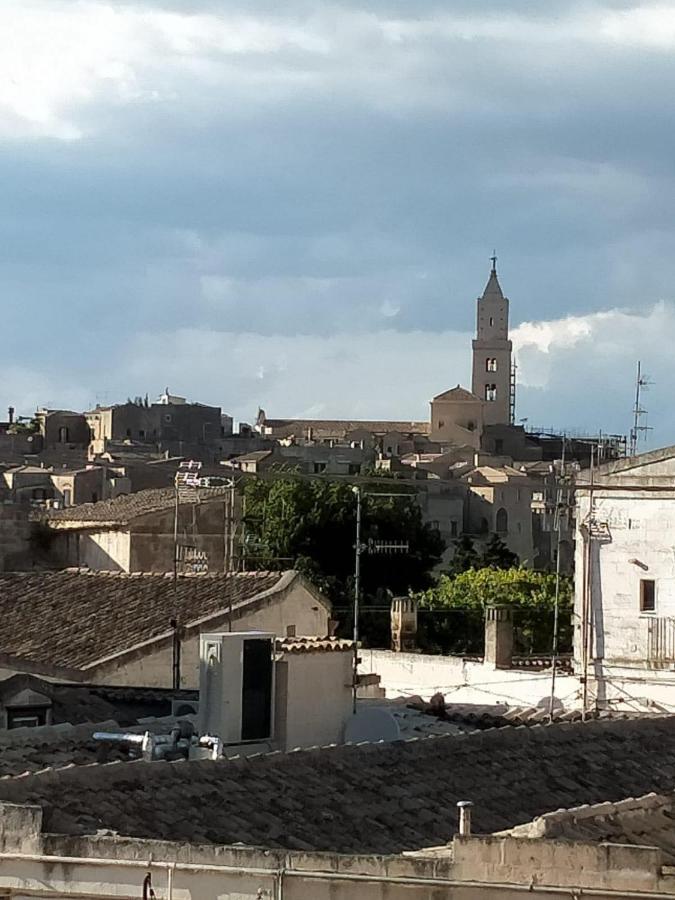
[471,255,514,426]
[256,258,515,452]
[86,390,232,455]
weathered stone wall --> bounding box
[87,581,330,688]
[0,504,35,571]
[0,824,669,898]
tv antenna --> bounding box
[629,360,653,456]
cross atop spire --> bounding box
[490,250,497,274]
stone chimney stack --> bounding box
[7,407,14,426]
[484,605,513,669]
[391,597,418,652]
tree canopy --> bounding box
[416,567,572,612]
[241,477,445,605]
[414,566,573,656]
[444,533,518,575]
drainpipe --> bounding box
[457,800,474,837]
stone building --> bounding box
[429,386,483,449]
[471,256,513,426]
[0,570,331,689]
[463,464,534,564]
[40,486,240,572]
[574,444,675,709]
[34,409,90,447]
[86,394,226,454]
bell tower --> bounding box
[471,255,513,426]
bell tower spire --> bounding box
[471,255,513,426]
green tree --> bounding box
[445,533,518,575]
[445,534,480,575]
[241,477,445,640]
[415,567,573,656]
[480,533,519,569]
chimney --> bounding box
[391,597,418,652]
[7,407,14,425]
[457,800,474,837]
[484,605,513,669]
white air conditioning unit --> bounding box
[198,632,275,745]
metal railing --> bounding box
[647,616,675,662]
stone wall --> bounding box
[360,649,577,709]
[0,504,35,571]
[87,581,330,688]
[0,819,670,898]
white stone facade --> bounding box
[574,446,675,711]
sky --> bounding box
[2,0,675,447]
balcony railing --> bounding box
[647,616,675,663]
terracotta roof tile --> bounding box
[39,486,232,527]
[0,570,287,669]
[505,791,675,863]
[2,717,675,853]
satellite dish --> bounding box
[344,707,401,744]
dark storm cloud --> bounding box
[2,0,675,439]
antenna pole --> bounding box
[629,360,653,455]
[352,486,362,715]
[548,438,566,721]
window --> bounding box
[485,384,497,402]
[486,358,497,372]
[640,579,656,613]
[496,507,508,533]
[138,429,145,439]
[58,426,69,443]
[8,707,47,729]
[438,420,445,428]
[348,464,360,475]
[125,428,132,437]
[489,316,494,326]
[450,520,458,538]
[494,438,504,454]
[63,488,71,507]
[313,462,327,474]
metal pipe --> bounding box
[92,732,146,745]
[457,800,474,836]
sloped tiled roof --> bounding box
[3,717,675,853]
[0,570,291,670]
[432,386,481,403]
[40,486,232,528]
[263,419,430,437]
[505,792,675,862]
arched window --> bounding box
[486,358,497,372]
[58,426,69,443]
[496,507,508,533]
[485,384,497,402]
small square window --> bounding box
[640,579,656,613]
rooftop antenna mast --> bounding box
[629,361,653,456]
